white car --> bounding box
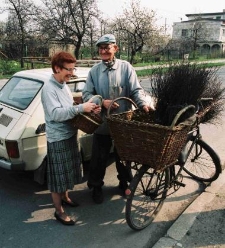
[0,67,93,184]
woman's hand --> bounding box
[82,102,101,113]
[92,105,101,114]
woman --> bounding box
[41,51,101,225]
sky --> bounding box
[97,0,225,31]
[0,0,224,30]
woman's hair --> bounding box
[51,51,76,73]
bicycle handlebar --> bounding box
[196,97,213,114]
[198,97,213,102]
[170,105,196,128]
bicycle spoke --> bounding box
[183,139,221,182]
[126,167,169,230]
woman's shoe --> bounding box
[61,199,80,207]
[54,212,75,226]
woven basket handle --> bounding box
[107,97,138,117]
[170,105,195,128]
[89,95,103,106]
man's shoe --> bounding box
[87,182,93,189]
[92,187,104,204]
[118,181,129,195]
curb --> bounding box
[152,167,225,248]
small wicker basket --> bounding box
[106,97,195,171]
[73,95,103,134]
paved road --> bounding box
[153,165,225,248]
[0,78,8,87]
[0,159,206,248]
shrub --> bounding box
[0,59,21,76]
[149,62,225,125]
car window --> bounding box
[67,80,86,92]
[0,76,43,110]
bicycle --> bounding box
[124,98,222,231]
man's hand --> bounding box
[142,105,155,113]
[102,99,119,109]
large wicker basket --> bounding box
[106,97,195,171]
[73,95,103,134]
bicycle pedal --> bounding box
[174,180,186,187]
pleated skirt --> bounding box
[47,135,82,193]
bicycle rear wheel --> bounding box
[183,139,221,182]
[125,165,170,230]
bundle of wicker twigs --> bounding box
[149,62,225,126]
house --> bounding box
[49,38,75,57]
[171,9,225,57]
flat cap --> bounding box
[96,34,116,46]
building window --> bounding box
[216,16,221,19]
[222,29,225,36]
[182,29,188,37]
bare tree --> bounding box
[188,20,210,58]
[172,17,210,59]
[112,0,162,64]
[38,0,99,59]
[3,0,38,67]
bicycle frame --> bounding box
[167,123,202,195]
[178,116,201,164]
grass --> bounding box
[136,62,225,78]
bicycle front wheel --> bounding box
[183,139,221,182]
[125,165,170,231]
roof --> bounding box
[13,67,91,83]
[186,11,225,17]
[176,18,225,24]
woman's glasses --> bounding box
[62,66,76,72]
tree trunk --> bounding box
[21,37,24,68]
[130,49,136,65]
[75,37,82,59]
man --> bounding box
[82,34,153,204]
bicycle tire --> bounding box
[125,165,170,231]
[183,139,221,182]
